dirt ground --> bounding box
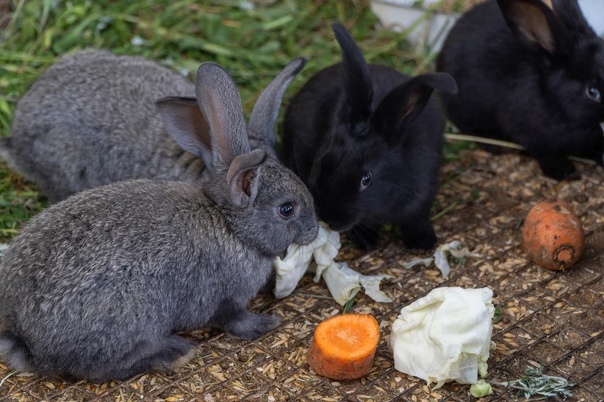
[0,148,603,401]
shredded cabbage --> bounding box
[402,240,480,278]
[318,261,392,305]
[273,223,391,305]
[273,222,339,299]
[470,379,494,398]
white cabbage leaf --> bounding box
[388,287,494,389]
[401,241,480,279]
[273,222,338,299]
[434,240,481,278]
[401,257,433,269]
[319,261,392,305]
[273,223,391,305]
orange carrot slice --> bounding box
[307,313,380,380]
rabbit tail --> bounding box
[0,330,35,372]
[0,137,33,183]
[0,137,19,172]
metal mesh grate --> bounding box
[1,149,603,401]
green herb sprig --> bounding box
[494,366,574,400]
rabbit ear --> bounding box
[227,148,267,207]
[372,73,457,140]
[156,97,212,158]
[248,58,307,154]
[550,0,597,37]
[497,0,565,54]
[332,22,373,137]
[195,62,251,170]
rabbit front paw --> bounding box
[400,221,437,251]
[345,224,381,250]
[225,311,282,340]
[211,301,281,340]
[537,156,579,181]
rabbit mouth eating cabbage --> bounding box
[272,222,391,305]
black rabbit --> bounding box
[281,23,457,250]
[437,0,604,180]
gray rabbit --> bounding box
[0,62,319,382]
[0,50,302,202]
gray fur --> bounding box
[2,50,306,202]
[0,62,319,382]
[3,50,198,202]
[248,58,306,158]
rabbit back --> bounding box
[5,50,200,202]
[437,0,604,179]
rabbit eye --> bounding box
[586,86,601,102]
[360,172,372,191]
[278,202,296,219]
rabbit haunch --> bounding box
[1,49,300,202]
[0,50,198,202]
[0,61,319,382]
[437,0,604,180]
[282,23,457,250]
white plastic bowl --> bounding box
[370,0,604,52]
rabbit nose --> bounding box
[297,221,319,245]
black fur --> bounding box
[282,23,457,250]
[437,0,604,180]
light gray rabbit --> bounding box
[0,50,303,202]
[0,62,319,382]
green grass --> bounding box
[0,0,425,133]
[0,0,466,241]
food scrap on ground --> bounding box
[402,240,480,278]
[306,313,380,380]
[273,222,392,305]
[2,148,603,400]
[470,379,494,398]
[389,287,494,389]
[491,366,575,400]
[522,198,586,270]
